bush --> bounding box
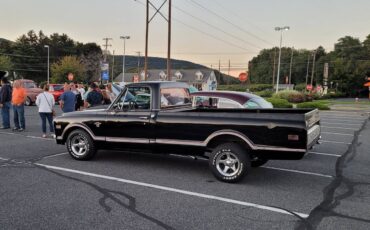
[273,90,305,103]
[296,102,330,110]
[266,98,293,108]
[295,83,306,91]
[217,84,272,92]
[254,90,273,98]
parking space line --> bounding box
[34,163,309,218]
[0,157,9,161]
[260,166,333,178]
[42,152,69,159]
[319,140,351,145]
[308,152,341,157]
[321,126,358,131]
[321,132,354,136]
[0,131,55,141]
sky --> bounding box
[1,0,370,76]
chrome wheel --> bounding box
[215,151,240,177]
[70,135,88,156]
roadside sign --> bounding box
[306,84,313,91]
[239,72,248,82]
[102,71,109,81]
[67,73,74,81]
[133,74,139,83]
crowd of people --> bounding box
[0,76,115,138]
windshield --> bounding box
[23,82,37,88]
[53,85,64,91]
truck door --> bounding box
[104,85,154,148]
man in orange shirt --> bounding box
[12,80,26,131]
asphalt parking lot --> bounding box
[1,105,370,230]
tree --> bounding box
[0,56,13,71]
[51,56,85,83]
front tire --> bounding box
[209,143,251,183]
[25,97,32,106]
[66,129,96,160]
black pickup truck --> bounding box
[54,82,320,182]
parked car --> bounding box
[191,91,273,109]
[49,84,64,103]
[17,79,43,106]
[54,82,320,183]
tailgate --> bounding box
[305,109,321,148]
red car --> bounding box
[49,84,64,102]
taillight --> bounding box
[288,134,299,141]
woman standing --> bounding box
[11,80,26,131]
[35,85,55,138]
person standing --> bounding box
[86,83,103,108]
[59,85,76,113]
[11,80,26,131]
[35,85,55,138]
[0,77,12,129]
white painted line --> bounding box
[321,126,358,131]
[261,166,333,178]
[42,152,69,159]
[35,163,308,218]
[319,140,351,145]
[308,152,341,157]
[0,131,55,141]
[321,132,354,136]
[321,122,362,126]
[0,157,9,161]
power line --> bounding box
[172,4,263,50]
[186,0,274,46]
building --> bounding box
[114,69,217,91]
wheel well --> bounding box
[62,127,90,143]
[206,134,252,151]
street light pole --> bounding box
[44,45,50,84]
[120,36,130,83]
[274,26,290,93]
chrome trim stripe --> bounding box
[106,137,149,144]
[156,139,204,146]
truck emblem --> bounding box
[94,122,102,128]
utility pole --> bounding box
[120,36,130,83]
[305,53,310,89]
[167,0,172,81]
[144,0,172,81]
[289,47,294,85]
[102,38,112,62]
[310,50,317,86]
[112,50,115,82]
[228,59,230,85]
[218,60,221,83]
[274,26,290,93]
[136,51,141,76]
[272,47,277,86]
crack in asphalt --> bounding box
[1,158,175,230]
[295,118,370,230]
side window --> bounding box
[245,100,259,109]
[113,86,151,111]
[193,96,218,108]
[217,98,243,108]
[160,88,191,108]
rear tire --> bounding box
[66,129,96,160]
[209,143,251,183]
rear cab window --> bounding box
[160,88,192,109]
